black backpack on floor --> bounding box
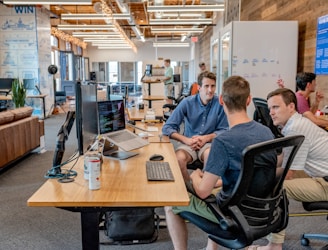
[99,207,160,245]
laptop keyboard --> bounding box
[108,130,136,142]
[146,161,174,181]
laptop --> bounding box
[97,99,149,152]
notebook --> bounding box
[97,99,149,152]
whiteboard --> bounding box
[228,21,298,117]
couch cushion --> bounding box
[10,107,33,121]
[0,110,14,125]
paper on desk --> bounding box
[147,127,159,132]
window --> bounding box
[120,62,134,82]
[109,61,118,83]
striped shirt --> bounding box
[282,112,328,177]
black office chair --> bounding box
[252,97,283,138]
[162,83,195,122]
[300,201,328,248]
[162,95,186,121]
[179,135,305,250]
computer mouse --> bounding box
[149,154,164,161]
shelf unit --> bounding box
[142,79,165,108]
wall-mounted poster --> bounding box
[315,14,328,75]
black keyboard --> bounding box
[146,161,174,181]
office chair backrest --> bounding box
[253,97,283,138]
[180,135,305,249]
[227,135,304,207]
[211,135,304,247]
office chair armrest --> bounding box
[185,180,237,230]
[207,202,238,231]
[163,104,177,109]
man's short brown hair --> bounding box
[197,71,216,86]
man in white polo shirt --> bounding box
[249,88,328,250]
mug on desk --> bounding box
[138,132,149,140]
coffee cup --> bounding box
[138,132,148,140]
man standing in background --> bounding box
[195,62,207,94]
[164,59,174,104]
[199,62,206,73]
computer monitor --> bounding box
[75,81,98,155]
[0,78,14,94]
[173,74,180,82]
[23,78,40,94]
[145,64,152,76]
[97,99,125,135]
[23,78,35,90]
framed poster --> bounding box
[315,14,328,75]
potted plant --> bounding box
[12,78,26,108]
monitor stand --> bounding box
[102,139,138,160]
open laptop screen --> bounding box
[97,99,125,135]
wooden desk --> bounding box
[0,95,12,100]
[0,89,11,96]
[318,115,328,131]
[128,105,164,121]
[26,94,47,119]
[27,143,189,250]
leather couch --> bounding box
[0,106,44,169]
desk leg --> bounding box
[81,212,100,250]
[42,97,46,119]
[148,83,151,96]
[147,83,152,108]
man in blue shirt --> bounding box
[162,71,228,181]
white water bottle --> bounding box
[83,154,91,180]
[88,156,101,190]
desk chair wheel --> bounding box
[301,236,310,246]
[300,201,328,248]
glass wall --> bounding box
[91,61,189,97]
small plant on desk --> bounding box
[12,78,26,108]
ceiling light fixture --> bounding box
[51,27,87,49]
[72,32,122,37]
[100,0,136,52]
[57,24,116,31]
[97,46,132,50]
[151,27,204,34]
[3,0,91,4]
[161,13,204,18]
[61,13,131,21]
[92,44,130,47]
[153,42,190,48]
[86,39,129,43]
[147,4,224,12]
[149,18,212,25]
